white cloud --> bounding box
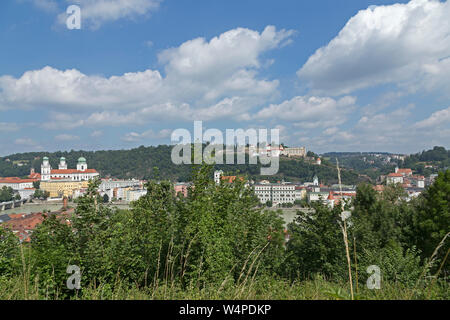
[0,123,19,132]
[298,0,450,95]
[25,0,58,12]
[323,127,339,136]
[305,104,449,153]
[414,106,450,128]
[0,26,292,125]
[56,0,162,29]
[55,134,80,141]
[0,67,164,111]
[122,128,171,142]
[14,138,35,146]
[90,130,103,138]
[253,95,356,128]
[160,26,292,79]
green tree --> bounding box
[412,170,450,272]
[0,227,20,277]
[0,187,14,202]
[285,203,347,280]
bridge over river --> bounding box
[0,198,29,211]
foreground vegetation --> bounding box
[1,274,448,300]
[0,166,449,300]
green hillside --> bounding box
[0,145,362,185]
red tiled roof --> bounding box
[8,213,25,219]
[0,177,37,184]
[3,212,44,231]
[29,173,41,179]
[51,169,98,174]
[388,173,403,177]
[221,176,244,183]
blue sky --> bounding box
[0,0,449,156]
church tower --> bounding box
[77,157,87,172]
[313,175,319,186]
[59,157,67,170]
[41,157,51,181]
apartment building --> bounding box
[254,183,300,205]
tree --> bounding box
[0,187,14,202]
[33,189,49,200]
[0,227,19,277]
[285,203,347,280]
[27,164,286,296]
[412,170,450,273]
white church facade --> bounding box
[41,157,99,181]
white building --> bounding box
[254,183,302,205]
[272,184,296,204]
[0,178,35,190]
[99,179,142,191]
[41,157,99,181]
[387,173,404,185]
[308,192,330,204]
[281,147,307,158]
[125,189,147,202]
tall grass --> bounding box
[1,240,448,300]
[1,273,448,300]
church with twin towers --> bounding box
[40,156,99,181]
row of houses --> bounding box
[0,177,37,201]
[386,167,429,189]
[214,170,356,207]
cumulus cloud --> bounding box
[55,134,80,141]
[253,95,356,128]
[24,0,58,12]
[0,26,291,124]
[414,106,450,128]
[298,0,450,95]
[14,138,36,146]
[122,128,171,142]
[0,67,164,111]
[309,104,449,153]
[160,26,293,79]
[55,0,162,29]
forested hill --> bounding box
[322,146,449,180]
[0,145,363,185]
